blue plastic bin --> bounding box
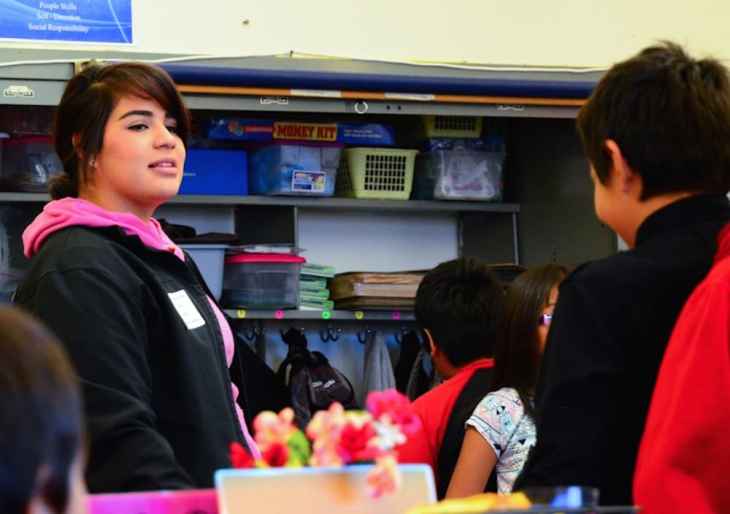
[249,144,341,196]
[179,148,247,196]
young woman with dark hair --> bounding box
[445,264,567,497]
[0,306,86,514]
[14,62,262,492]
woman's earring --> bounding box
[89,158,96,168]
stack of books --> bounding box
[299,262,336,310]
[330,271,425,310]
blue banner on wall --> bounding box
[0,0,133,44]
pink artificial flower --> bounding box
[310,443,344,467]
[306,402,346,441]
[366,454,401,498]
[366,389,421,436]
[337,419,379,463]
[371,417,408,452]
[229,442,255,469]
[254,408,297,448]
[307,403,347,467]
[261,441,290,468]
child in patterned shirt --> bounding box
[446,264,566,497]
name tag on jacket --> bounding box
[168,290,206,330]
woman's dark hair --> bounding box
[415,257,505,367]
[577,41,730,199]
[490,264,567,417]
[0,306,83,514]
[51,61,191,199]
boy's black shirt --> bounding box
[515,194,730,505]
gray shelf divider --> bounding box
[224,309,416,322]
[0,192,49,202]
[0,192,519,213]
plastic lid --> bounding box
[232,243,304,255]
[225,252,306,264]
[3,135,52,145]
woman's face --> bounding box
[537,285,559,354]
[83,94,185,219]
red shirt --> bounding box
[634,223,730,514]
[397,358,495,474]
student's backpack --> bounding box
[276,328,357,429]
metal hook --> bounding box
[253,321,264,338]
[329,326,342,342]
[242,324,257,343]
[356,327,375,344]
[319,327,332,343]
[319,324,342,342]
[394,326,409,345]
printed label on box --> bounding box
[291,170,327,193]
[273,122,337,142]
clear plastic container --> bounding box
[413,149,504,201]
[1,135,62,192]
[249,144,341,196]
[222,253,305,309]
[0,269,22,303]
[0,206,36,302]
[180,244,228,300]
[0,133,7,186]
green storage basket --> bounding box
[337,147,418,200]
[423,115,482,138]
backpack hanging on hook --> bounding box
[276,328,357,428]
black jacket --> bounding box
[515,194,730,505]
[16,225,254,492]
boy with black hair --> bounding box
[515,41,730,505]
[397,257,505,498]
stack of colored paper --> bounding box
[299,263,336,310]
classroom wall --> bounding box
[1,0,729,67]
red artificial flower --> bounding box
[230,442,255,468]
[337,421,379,463]
[366,389,421,436]
[262,441,290,467]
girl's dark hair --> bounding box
[0,306,83,514]
[490,264,567,417]
[51,61,191,199]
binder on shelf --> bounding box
[300,289,330,301]
[299,299,335,311]
[301,263,336,278]
[300,277,328,291]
